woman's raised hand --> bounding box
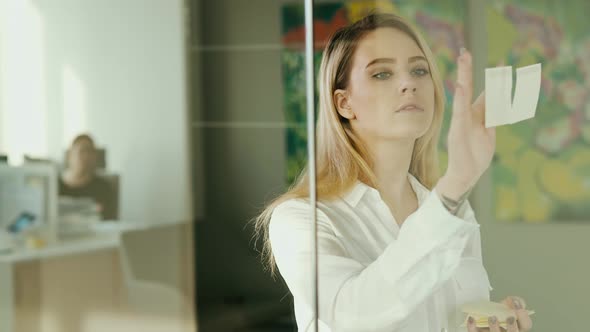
[437,48,496,200]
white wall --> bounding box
[0,0,192,223]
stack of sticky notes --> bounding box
[485,63,542,128]
[460,300,536,329]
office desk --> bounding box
[0,220,195,332]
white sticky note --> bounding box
[485,63,542,128]
[510,63,542,124]
[485,66,512,128]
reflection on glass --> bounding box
[258,12,533,332]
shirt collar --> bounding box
[341,181,371,207]
[341,173,430,207]
[407,173,430,205]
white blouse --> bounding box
[269,174,492,332]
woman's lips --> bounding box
[396,105,424,112]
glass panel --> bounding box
[0,0,195,331]
[302,1,589,331]
[192,0,307,331]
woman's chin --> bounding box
[382,125,431,140]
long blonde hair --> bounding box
[254,13,446,276]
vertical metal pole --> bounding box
[303,0,318,331]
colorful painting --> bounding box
[488,0,590,223]
[281,0,467,183]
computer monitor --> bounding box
[0,164,58,231]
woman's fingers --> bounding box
[452,82,469,122]
[502,296,527,310]
[466,316,479,332]
[506,316,519,332]
[457,48,473,108]
[486,125,496,141]
[488,316,502,332]
[515,309,533,331]
[472,90,497,138]
[472,91,485,124]
[502,296,533,331]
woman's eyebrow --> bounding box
[408,55,428,63]
[365,55,427,68]
[365,58,395,68]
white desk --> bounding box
[0,220,193,332]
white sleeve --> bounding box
[455,199,493,296]
[269,189,481,332]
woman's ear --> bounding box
[333,89,356,120]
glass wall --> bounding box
[1,1,588,332]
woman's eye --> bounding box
[373,71,392,80]
[412,67,430,76]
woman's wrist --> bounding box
[435,174,474,215]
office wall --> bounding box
[0,0,193,223]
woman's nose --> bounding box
[399,78,417,94]
[401,86,417,93]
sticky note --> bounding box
[460,300,536,329]
[485,66,512,128]
[485,63,542,128]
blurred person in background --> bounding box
[59,134,116,220]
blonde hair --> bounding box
[254,13,446,276]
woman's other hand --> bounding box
[466,296,533,332]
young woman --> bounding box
[255,13,533,332]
